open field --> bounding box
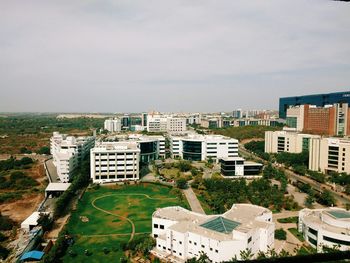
[63,183,188,262]
[0,159,47,223]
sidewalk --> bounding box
[183,187,205,214]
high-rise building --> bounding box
[285,103,350,136]
[279,91,350,119]
[232,109,242,119]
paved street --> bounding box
[183,187,205,214]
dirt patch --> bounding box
[0,193,44,223]
[80,216,89,223]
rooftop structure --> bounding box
[299,208,350,252]
[152,204,274,262]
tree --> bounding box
[37,146,50,155]
[304,195,315,208]
[275,228,287,240]
[176,178,188,189]
[240,248,253,260]
[20,147,32,154]
[319,190,336,206]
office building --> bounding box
[309,137,350,174]
[232,109,243,119]
[286,103,350,136]
[220,157,263,178]
[169,134,238,162]
[50,132,95,182]
[90,141,140,184]
[151,204,274,262]
[167,117,187,133]
[279,91,350,119]
[104,118,122,133]
[298,208,350,252]
[264,131,320,154]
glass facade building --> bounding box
[279,91,350,118]
[182,140,202,161]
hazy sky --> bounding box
[1,0,350,113]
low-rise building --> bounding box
[299,208,350,252]
[90,141,140,184]
[152,204,274,262]
[220,157,263,178]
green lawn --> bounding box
[288,227,305,242]
[63,183,187,262]
[277,216,298,224]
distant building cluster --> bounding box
[151,204,274,262]
[50,132,95,182]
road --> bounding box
[239,146,350,207]
[183,187,205,214]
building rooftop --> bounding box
[153,204,272,241]
[93,141,140,151]
[200,216,241,234]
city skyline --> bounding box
[1,0,350,112]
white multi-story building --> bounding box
[169,134,238,162]
[299,208,350,252]
[152,204,274,262]
[147,114,187,133]
[286,105,305,131]
[147,115,168,132]
[264,131,320,154]
[167,117,187,133]
[104,118,122,133]
[50,132,95,182]
[90,141,140,184]
[309,137,350,174]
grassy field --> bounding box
[288,227,305,242]
[63,183,188,262]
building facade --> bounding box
[50,132,95,182]
[104,118,122,133]
[264,131,320,154]
[299,208,350,252]
[90,141,140,184]
[286,103,350,136]
[151,204,274,262]
[309,137,350,174]
[220,157,263,178]
[169,134,238,162]
[279,91,350,119]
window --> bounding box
[154,234,158,238]
[210,248,213,251]
[323,236,350,246]
[189,241,192,244]
[160,225,164,229]
[179,253,182,256]
[179,241,182,244]
[154,224,158,228]
[248,237,252,243]
[309,227,318,236]
[215,249,218,253]
[194,242,197,246]
[163,246,166,250]
[201,245,205,248]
